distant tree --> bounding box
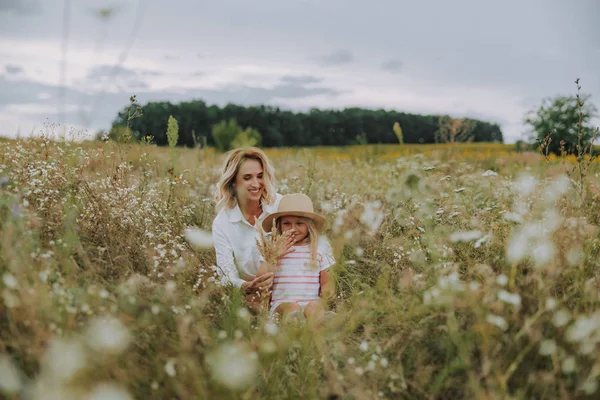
[435,116,476,144]
[231,127,262,149]
[525,92,598,156]
[211,119,262,152]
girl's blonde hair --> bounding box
[214,147,276,212]
[276,217,319,269]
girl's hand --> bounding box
[276,230,296,259]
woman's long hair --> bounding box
[213,147,276,213]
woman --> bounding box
[212,147,283,309]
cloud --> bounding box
[0,0,41,15]
[280,75,323,85]
[315,50,354,66]
[381,59,403,73]
[5,65,23,74]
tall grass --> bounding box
[1,135,599,399]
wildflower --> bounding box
[380,358,389,368]
[538,339,557,356]
[566,249,582,267]
[347,357,355,365]
[496,274,508,287]
[184,227,214,249]
[43,338,86,381]
[566,314,600,343]
[2,273,17,289]
[486,314,508,331]
[359,341,369,352]
[497,290,521,309]
[206,342,259,390]
[552,309,571,328]
[561,356,576,373]
[151,305,160,315]
[85,316,131,355]
[453,187,466,193]
[360,201,384,233]
[87,382,133,400]
[237,307,250,319]
[506,232,528,264]
[482,170,498,177]
[0,355,21,394]
[514,173,536,196]
[264,321,278,336]
[164,360,176,377]
[0,176,8,187]
[545,297,557,311]
[449,230,482,243]
[531,240,555,267]
[354,367,364,376]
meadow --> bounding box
[1,133,599,399]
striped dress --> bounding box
[259,236,335,309]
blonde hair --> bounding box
[276,216,319,269]
[214,147,276,212]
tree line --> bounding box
[108,99,504,148]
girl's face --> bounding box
[234,159,264,204]
[280,216,309,244]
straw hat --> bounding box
[262,193,328,232]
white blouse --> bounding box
[211,193,283,288]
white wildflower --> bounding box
[514,173,536,196]
[43,338,86,381]
[496,274,509,287]
[359,341,369,352]
[566,315,600,343]
[0,355,21,394]
[380,358,389,368]
[347,357,355,365]
[506,232,528,263]
[544,175,570,203]
[538,339,557,356]
[449,230,482,243]
[2,273,18,289]
[561,356,576,373]
[497,290,521,309]
[482,170,498,177]
[87,383,133,400]
[164,360,176,377]
[206,342,259,390]
[360,201,385,233]
[503,212,524,224]
[552,309,571,328]
[453,187,466,193]
[354,367,364,375]
[85,316,131,355]
[237,307,250,319]
[486,314,508,331]
[423,166,435,171]
[469,281,481,291]
[3,290,20,308]
[531,240,555,267]
[545,297,557,311]
[566,249,582,267]
[184,227,214,249]
[264,321,278,336]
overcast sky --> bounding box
[1,0,598,143]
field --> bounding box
[1,135,600,399]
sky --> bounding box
[0,0,598,143]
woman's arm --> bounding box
[212,222,246,289]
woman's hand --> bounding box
[242,273,274,312]
[242,272,274,294]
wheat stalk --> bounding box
[255,224,286,272]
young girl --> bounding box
[255,193,335,323]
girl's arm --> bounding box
[319,269,335,302]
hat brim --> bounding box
[262,211,328,233]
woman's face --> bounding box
[280,216,309,243]
[234,159,264,204]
